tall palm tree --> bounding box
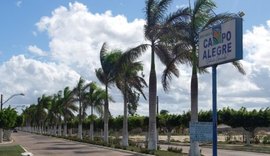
[95,43,122,143]
[61,86,78,137]
[83,82,106,141]
[22,104,37,132]
[73,77,90,139]
[36,94,51,134]
[144,0,179,150]
[115,59,147,147]
[162,0,245,154]
[46,93,62,136]
[96,42,147,143]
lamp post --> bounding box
[0,93,25,110]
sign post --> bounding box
[198,18,243,156]
[212,65,217,156]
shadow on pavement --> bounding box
[46,146,84,150]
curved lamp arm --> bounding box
[1,93,24,110]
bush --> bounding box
[0,107,18,129]
[167,146,183,153]
[263,135,270,144]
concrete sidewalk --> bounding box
[11,131,146,156]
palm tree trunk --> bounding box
[148,44,157,150]
[78,123,82,139]
[104,84,109,143]
[64,121,67,137]
[78,101,83,140]
[90,106,94,141]
[122,82,129,147]
[58,123,62,136]
[0,128,3,143]
[54,125,57,136]
[189,65,200,156]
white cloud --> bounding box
[28,45,47,56]
[36,2,145,72]
[244,20,270,69]
[16,1,22,8]
[0,55,80,108]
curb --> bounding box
[20,145,34,156]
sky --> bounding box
[0,0,270,116]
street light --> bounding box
[0,93,25,110]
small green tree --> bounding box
[0,106,18,129]
[0,107,18,142]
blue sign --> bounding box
[189,122,213,142]
[199,18,243,68]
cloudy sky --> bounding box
[0,0,269,116]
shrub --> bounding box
[263,135,270,144]
[167,146,183,153]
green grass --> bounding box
[0,145,25,156]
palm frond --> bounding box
[156,0,173,22]
[165,7,190,24]
[202,13,238,30]
[95,68,107,85]
[100,42,108,70]
[232,61,246,75]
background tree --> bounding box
[144,0,179,150]
[115,47,147,147]
[60,86,78,137]
[0,106,18,142]
[96,43,121,143]
[73,77,90,139]
[83,82,106,141]
[36,94,51,134]
[158,113,181,143]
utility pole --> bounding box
[1,94,3,111]
[156,96,159,115]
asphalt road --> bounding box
[11,132,270,156]
[11,131,144,156]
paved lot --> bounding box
[11,132,144,156]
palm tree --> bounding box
[83,82,105,141]
[95,43,122,143]
[114,47,148,147]
[36,94,51,134]
[144,0,179,150]
[61,86,78,137]
[96,42,147,143]
[115,59,147,147]
[22,104,37,132]
[73,77,90,139]
[162,0,245,154]
[46,93,62,136]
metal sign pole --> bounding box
[212,65,218,156]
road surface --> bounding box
[11,132,269,156]
[12,131,144,156]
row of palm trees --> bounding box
[22,43,148,147]
[22,0,245,153]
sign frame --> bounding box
[198,18,243,68]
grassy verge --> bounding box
[0,145,25,156]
